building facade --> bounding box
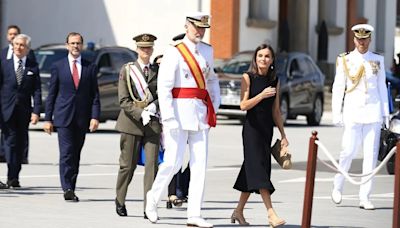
[1,0,397,82]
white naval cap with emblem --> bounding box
[186,12,211,28]
[351,24,374,39]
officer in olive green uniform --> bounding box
[115,34,161,218]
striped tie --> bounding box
[143,66,149,78]
[16,59,23,86]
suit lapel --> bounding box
[6,58,18,86]
[20,58,34,86]
[147,64,157,82]
[80,60,87,89]
[62,57,75,88]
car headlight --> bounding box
[389,118,400,134]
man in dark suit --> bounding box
[115,33,161,218]
[0,60,9,189]
[0,25,36,164]
[0,34,42,188]
[44,32,100,202]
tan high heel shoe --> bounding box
[166,195,183,209]
[230,209,250,226]
[268,217,286,227]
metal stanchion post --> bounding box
[393,141,400,228]
[301,131,318,228]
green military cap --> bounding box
[133,33,157,47]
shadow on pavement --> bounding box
[214,158,390,175]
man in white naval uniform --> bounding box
[331,24,389,210]
[145,12,220,227]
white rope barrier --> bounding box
[314,140,397,185]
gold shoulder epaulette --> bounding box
[338,52,349,57]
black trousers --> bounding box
[168,166,190,198]
[2,105,30,180]
[57,121,86,191]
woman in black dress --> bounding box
[231,44,288,227]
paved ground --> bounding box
[0,112,395,228]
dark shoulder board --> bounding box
[338,52,350,57]
[372,51,383,57]
[200,41,211,47]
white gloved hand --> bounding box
[144,103,157,115]
[332,114,344,127]
[162,117,179,129]
[141,110,154,126]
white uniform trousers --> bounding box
[333,121,381,201]
[149,127,209,218]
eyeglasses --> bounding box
[68,42,82,46]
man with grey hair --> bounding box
[0,34,42,188]
[145,12,220,227]
[0,25,36,165]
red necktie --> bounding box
[72,60,79,89]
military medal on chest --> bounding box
[202,62,210,77]
[368,60,380,75]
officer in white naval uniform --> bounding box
[145,12,220,227]
[331,24,389,210]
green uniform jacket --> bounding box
[115,61,161,135]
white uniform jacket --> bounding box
[157,36,221,131]
[332,50,389,124]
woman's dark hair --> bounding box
[249,43,276,81]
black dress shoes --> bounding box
[0,181,8,189]
[115,199,127,216]
[64,189,79,202]
[7,179,20,188]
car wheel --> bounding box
[386,155,395,175]
[307,96,323,126]
[280,96,288,125]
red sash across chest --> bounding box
[173,43,216,127]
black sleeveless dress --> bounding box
[233,72,278,194]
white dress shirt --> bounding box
[7,44,13,60]
[13,54,26,71]
[67,54,82,79]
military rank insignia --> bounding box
[368,61,380,75]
